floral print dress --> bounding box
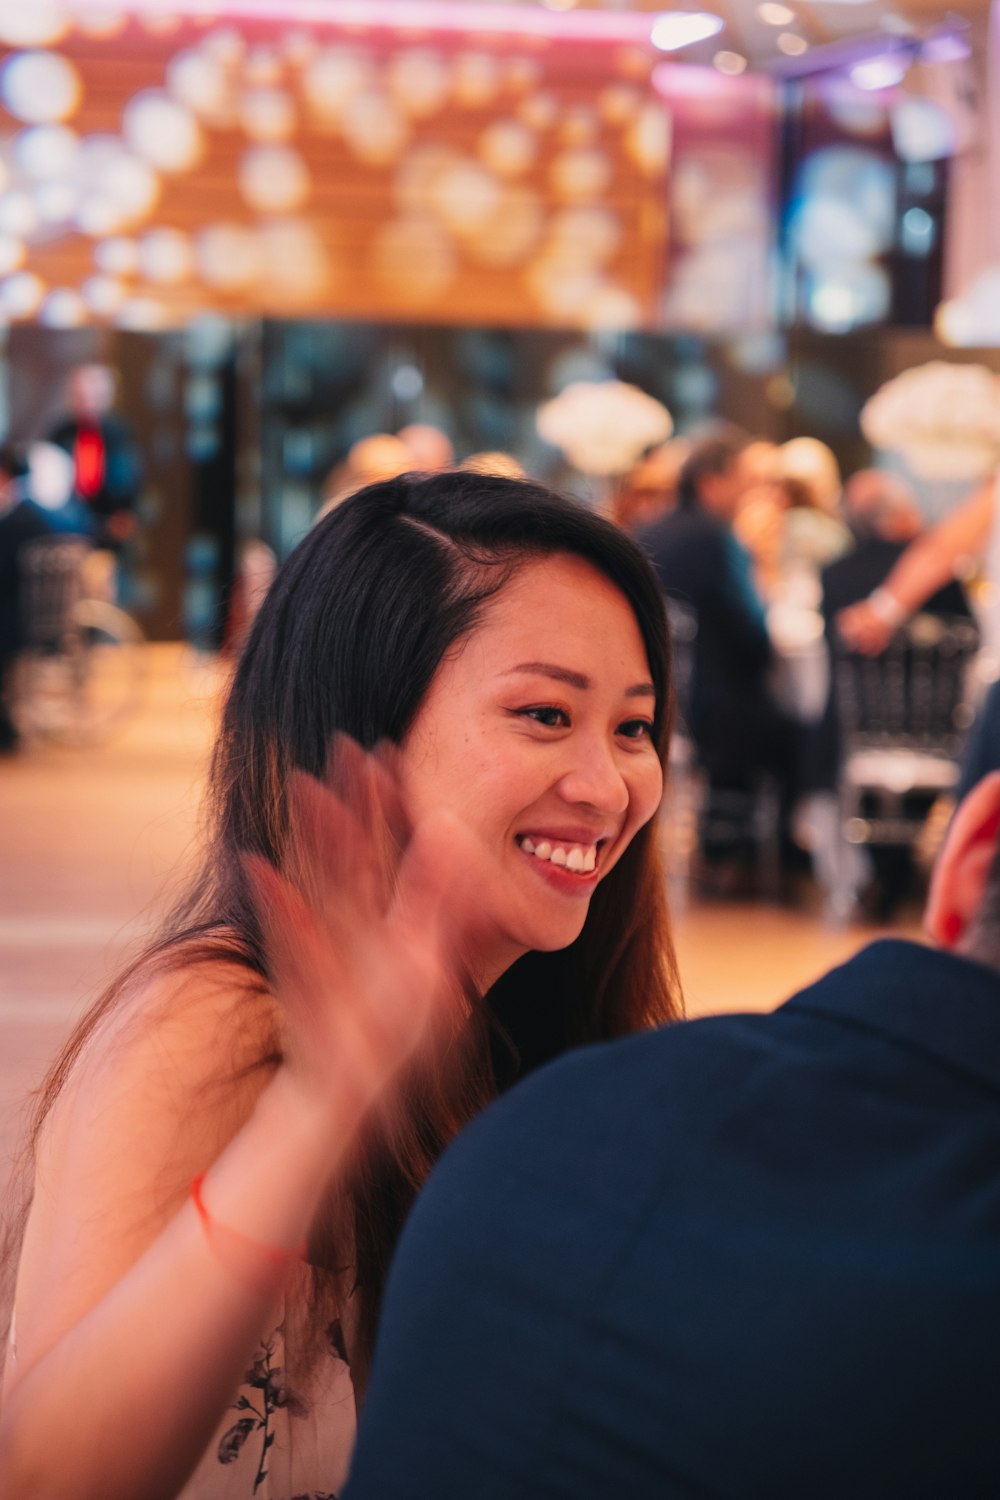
[180,1316,356,1500]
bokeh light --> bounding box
[94,236,139,276]
[138,226,194,283]
[0,190,39,236]
[0,233,25,275]
[0,270,45,316]
[550,148,612,202]
[340,92,409,166]
[478,120,536,177]
[82,274,128,316]
[13,124,79,180]
[0,0,69,47]
[167,48,233,125]
[2,51,82,123]
[197,222,264,289]
[124,91,204,173]
[239,87,296,142]
[302,48,374,123]
[386,49,450,119]
[453,52,501,109]
[239,145,311,213]
[40,287,86,327]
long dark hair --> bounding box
[9,471,681,1388]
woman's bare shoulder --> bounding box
[39,944,282,1200]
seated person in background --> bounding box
[822,468,972,627]
[777,435,852,575]
[816,468,975,916]
[837,472,994,655]
[637,429,798,880]
[0,444,52,752]
[346,768,1000,1500]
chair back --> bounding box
[833,612,980,757]
[19,537,90,650]
[665,598,697,728]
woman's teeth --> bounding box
[520,837,597,873]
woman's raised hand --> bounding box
[244,738,471,1159]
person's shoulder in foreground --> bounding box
[345,776,1000,1500]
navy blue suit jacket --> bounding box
[346,940,1000,1498]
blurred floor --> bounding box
[0,644,920,1189]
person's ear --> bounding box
[925,772,1000,948]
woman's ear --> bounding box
[925,772,1000,948]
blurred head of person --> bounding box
[841,468,923,545]
[677,427,751,523]
[67,363,117,424]
[459,451,526,480]
[612,440,690,534]
[397,423,454,473]
[319,433,413,520]
[778,437,842,516]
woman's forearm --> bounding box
[0,1079,337,1500]
[879,480,994,615]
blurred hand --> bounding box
[835,599,894,655]
[243,740,474,1147]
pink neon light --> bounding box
[65,0,662,45]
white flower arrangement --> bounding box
[536,379,672,477]
[860,360,1000,481]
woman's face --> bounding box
[401,552,664,987]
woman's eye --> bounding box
[618,718,654,741]
[518,706,569,728]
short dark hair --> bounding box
[677,429,749,509]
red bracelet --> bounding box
[191,1173,309,1276]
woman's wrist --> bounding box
[867,586,906,629]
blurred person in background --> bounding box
[459,451,526,479]
[731,438,785,599]
[837,474,995,656]
[345,767,1000,1500]
[0,444,52,753]
[0,472,679,1500]
[221,538,278,661]
[609,439,689,536]
[777,436,851,576]
[637,429,798,885]
[815,468,976,918]
[46,363,142,555]
[317,432,412,520]
[823,469,973,626]
[397,423,454,473]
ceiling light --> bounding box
[777,32,808,55]
[921,32,971,63]
[850,53,908,90]
[757,3,795,24]
[651,12,724,51]
[714,50,747,75]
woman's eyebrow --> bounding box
[506,662,656,698]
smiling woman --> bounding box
[0,471,680,1500]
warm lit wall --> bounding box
[0,13,672,329]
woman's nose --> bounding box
[557,737,629,816]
